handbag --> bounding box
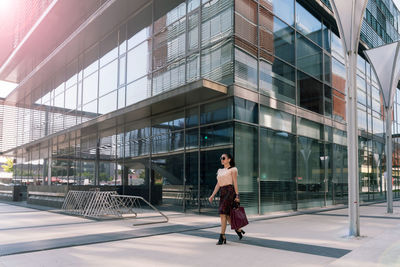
[230,202,248,230]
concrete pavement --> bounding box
[0,200,400,266]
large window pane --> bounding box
[235,123,258,214]
[260,127,296,212]
[234,97,258,124]
[260,105,294,133]
[260,16,295,65]
[235,49,257,90]
[297,71,323,114]
[98,91,117,115]
[200,122,233,148]
[296,33,322,80]
[201,0,233,46]
[201,40,233,85]
[261,0,294,26]
[126,76,151,106]
[127,42,151,83]
[200,99,233,124]
[99,60,118,97]
[297,136,325,208]
[260,57,295,104]
[82,72,98,104]
[295,1,322,46]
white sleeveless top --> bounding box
[217,167,237,187]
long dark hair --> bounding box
[223,153,235,168]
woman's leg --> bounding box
[220,214,227,234]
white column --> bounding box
[346,51,360,236]
[386,108,393,213]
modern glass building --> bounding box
[2,0,400,214]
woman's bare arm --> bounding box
[209,183,220,203]
[232,168,239,201]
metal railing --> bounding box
[62,190,168,225]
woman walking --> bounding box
[209,153,245,245]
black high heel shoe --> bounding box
[216,234,226,245]
[235,229,245,240]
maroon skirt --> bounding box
[218,184,235,215]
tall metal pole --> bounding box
[330,0,367,237]
[386,108,393,213]
[346,50,360,236]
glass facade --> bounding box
[7,0,400,215]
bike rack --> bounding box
[62,190,168,225]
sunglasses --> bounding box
[220,156,226,160]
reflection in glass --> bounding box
[98,91,117,115]
[235,49,257,90]
[99,60,118,97]
[126,76,150,106]
[295,1,322,46]
[260,16,295,65]
[200,122,233,147]
[200,99,233,124]
[297,136,325,208]
[82,72,98,104]
[260,57,295,104]
[260,105,294,133]
[127,42,151,84]
[296,33,322,80]
[260,127,296,212]
[235,123,258,214]
[234,97,258,124]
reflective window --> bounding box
[200,122,233,147]
[260,57,295,104]
[324,53,331,84]
[188,13,199,51]
[188,0,200,12]
[187,54,200,82]
[323,25,331,52]
[260,16,295,65]
[185,128,199,149]
[358,108,367,131]
[234,122,258,213]
[296,1,322,46]
[332,57,346,93]
[186,107,199,128]
[201,40,233,85]
[333,89,346,122]
[65,86,77,110]
[127,42,151,84]
[331,32,344,59]
[261,0,294,26]
[234,97,258,124]
[99,60,118,97]
[201,0,233,46]
[200,99,233,124]
[153,59,185,95]
[119,56,126,87]
[98,91,117,114]
[260,105,294,133]
[260,127,296,213]
[297,117,322,139]
[296,33,322,80]
[297,136,325,208]
[297,71,323,114]
[235,49,257,90]
[82,72,98,104]
[126,76,150,106]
